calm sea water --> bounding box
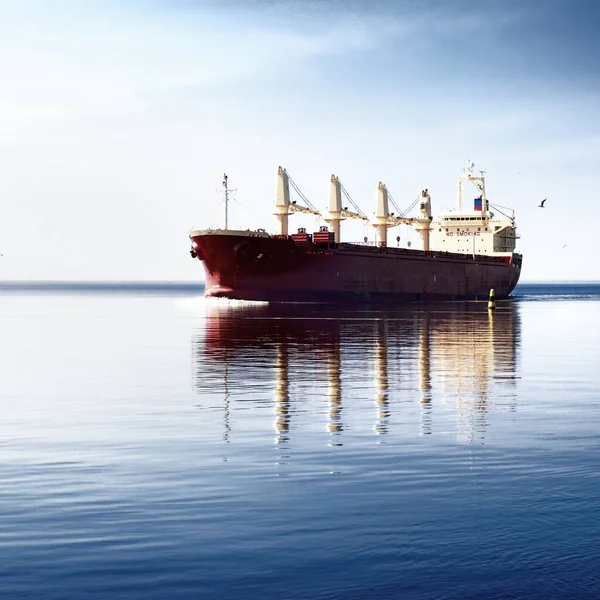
[1,282,600,600]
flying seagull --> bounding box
[538,198,547,208]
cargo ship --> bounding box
[189,161,522,303]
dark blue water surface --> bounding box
[1,282,600,599]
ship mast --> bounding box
[222,173,230,230]
[458,160,487,218]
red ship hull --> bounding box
[190,232,522,303]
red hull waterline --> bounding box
[190,231,522,304]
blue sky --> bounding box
[0,0,598,281]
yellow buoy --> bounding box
[487,288,496,310]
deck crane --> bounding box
[371,183,433,248]
[325,175,369,243]
[274,166,321,235]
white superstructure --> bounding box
[428,161,519,256]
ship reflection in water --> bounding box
[192,300,520,447]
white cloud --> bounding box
[0,0,531,126]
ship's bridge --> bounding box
[426,162,519,256]
[431,209,518,255]
[439,211,489,222]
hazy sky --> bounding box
[1,0,598,281]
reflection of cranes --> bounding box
[374,319,390,437]
[192,302,520,448]
[327,335,343,445]
[428,307,519,444]
[432,310,491,444]
[274,342,290,448]
[419,313,432,436]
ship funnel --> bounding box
[275,166,291,235]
